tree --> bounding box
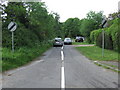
[63,18,81,38]
[52,13,63,38]
[80,11,104,43]
[86,11,103,29]
[2,2,62,48]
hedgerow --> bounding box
[90,18,120,52]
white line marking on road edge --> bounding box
[61,51,64,61]
[61,66,65,89]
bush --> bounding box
[104,32,113,50]
[2,22,40,48]
[96,31,113,50]
[107,18,119,51]
[2,43,51,71]
[90,29,102,44]
[96,32,102,48]
[90,18,120,52]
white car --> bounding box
[64,38,72,45]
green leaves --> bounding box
[79,11,104,43]
[90,18,120,51]
[62,11,104,41]
[63,18,81,38]
[2,2,61,48]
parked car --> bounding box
[64,38,72,45]
[75,36,84,42]
[53,38,63,47]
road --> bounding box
[2,45,118,88]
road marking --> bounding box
[61,46,64,50]
[61,49,65,89]
[61,66,65,89]
[61,51,64,61]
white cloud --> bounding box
[42,0,120,22]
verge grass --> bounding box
[2,44,51,72]
[72,42,94,45]
[76,46,119,61]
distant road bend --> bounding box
[3,45,118,88]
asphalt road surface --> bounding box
[2,45,118,88]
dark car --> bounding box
[53,38,63,47]
[75,36,84,42]
[64,38,72,45]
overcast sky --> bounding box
[41,0,120,22]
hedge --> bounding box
[90,18,120,52]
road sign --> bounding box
[8,22,17,32]
[8,22,17,52]
[101,19,108,57]
[101,19,107,28]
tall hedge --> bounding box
[96,31,113,50]
[90,18,120,52]
[106,18,119,51]
[90,29,102,43]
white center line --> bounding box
[61,51,64,61]
[61,46,65,89]
[61,46,64,50]
[61,66,65,89]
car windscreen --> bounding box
[65,38,71,40]
[55,39,62,42]
[64,38,71,42]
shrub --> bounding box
[96,30,114,50]
[107,18,119,51]
[104,32,113,50]
[2,43,51,71]
[90,29,102,44]
[90,18,120,52]
[96,32,102,48]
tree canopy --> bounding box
[63,17,81,38]
[2,2,62,48]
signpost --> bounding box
[101,19,107,57]
[8,22,17,52]
[102,29,104,57]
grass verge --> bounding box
[76,46,119,61]
[2,43,51,72]
[94,62,120,73]
[72,42,94,45]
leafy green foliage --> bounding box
[2,2,62,48]
[63,18,81,38]
[90,18,120,51]
[80,19,96,37]
[2,44,51,71]
[107,18,119,51]
[2,2,63,71]
[80,11,104,43]
[90,29,102,43]
[96,31,113,50]
[86,11,103,27]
